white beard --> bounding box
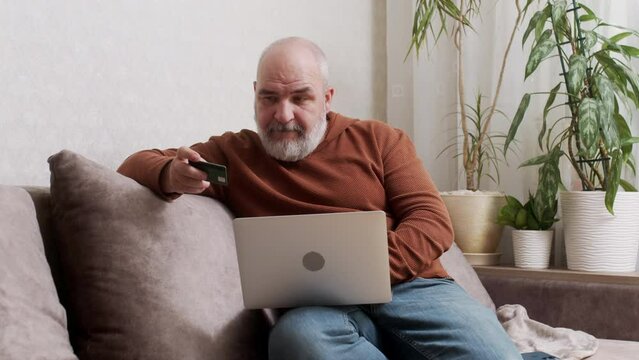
[257,109,327,162]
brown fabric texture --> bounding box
[48,150,269,360]
[439,243,496,311]
[0,185,77,360]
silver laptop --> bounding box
[232,210,392,309]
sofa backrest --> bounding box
[22,186,67,299]
[0,185,78,359]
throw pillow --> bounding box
[0,185,77,360]
[48,150,268,360]
[440,242,496,311]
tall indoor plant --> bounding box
[408,0,536,264]
[505,0,639,271]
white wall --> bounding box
[1,0,387,186]
[386,1,458,191]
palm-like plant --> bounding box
[409,0,533,191]
[505,0,639,213]
[439,94,511,189]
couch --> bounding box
[1,149,638,359]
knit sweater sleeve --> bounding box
[117,148,179,200]
[382,128,454,284]
[116,138,227,201]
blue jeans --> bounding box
[269,278,521,359]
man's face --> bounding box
[254,48,333,161]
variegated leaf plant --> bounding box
[504,0,639,214]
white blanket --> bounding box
[497,304,598,360]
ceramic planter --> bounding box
[440,192,506,265]
[512,229,553,269]
[561,191,639,272]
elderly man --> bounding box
[118,37,520,359]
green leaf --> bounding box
[615,113,633,156]
[535,5,552,43]
[504,93,531,154]
[620,179,638,192]
[621,137,639,146]
[527,211,541,230]
[515,208,528,229]
[408,0,472,58]
[619,45,639,57]
[536,147,561,212]
[505,195,524,209]
[577,98,600,158]
[577,2,597,20]
[519,154,549,168]
[567,54,587,97]
[522,0,537,14]
[594,76,618,149]
[595,75,615,115]
[598,32,631,61]
[551,1,567,29]
[610,32,634,44]
[525,30,555,78]
[619,61,639,107]
[579,14,596,22]
[523,10,546,46]
[594,51,637,107]
[597,23,639,37]
[583,30,597,50]
[605,151,623,214]
[626,154,637,176]
[598,101,619,150]
[540,83,562,150]
[498,196,523,226]
[551,0,567,43]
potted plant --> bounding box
[408,0,536,264]
[498,191,558,269]
[504,0,639,271]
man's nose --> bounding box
[274,100,294,124]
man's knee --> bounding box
[447,305,521,359]
[268,306,358,360]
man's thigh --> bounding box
[367,278,521,360]
[269,305,387,360]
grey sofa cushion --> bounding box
[48,150,268,360]
[440,243,496,311]
[0,185,77,360]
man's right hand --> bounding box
[160,146,211,195]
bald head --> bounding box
[257,37,329,89]
[253,37,335,162]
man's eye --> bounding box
[293,96,308,104]
[261,96,277,104]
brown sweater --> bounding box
[117,112,453,284]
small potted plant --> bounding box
[498,191,558,269]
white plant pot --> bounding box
[512,230,553,269]
[561,191,639,272]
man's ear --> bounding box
[253,81,257,92]
[324,87,335,112]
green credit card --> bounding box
[188,160,228,186]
